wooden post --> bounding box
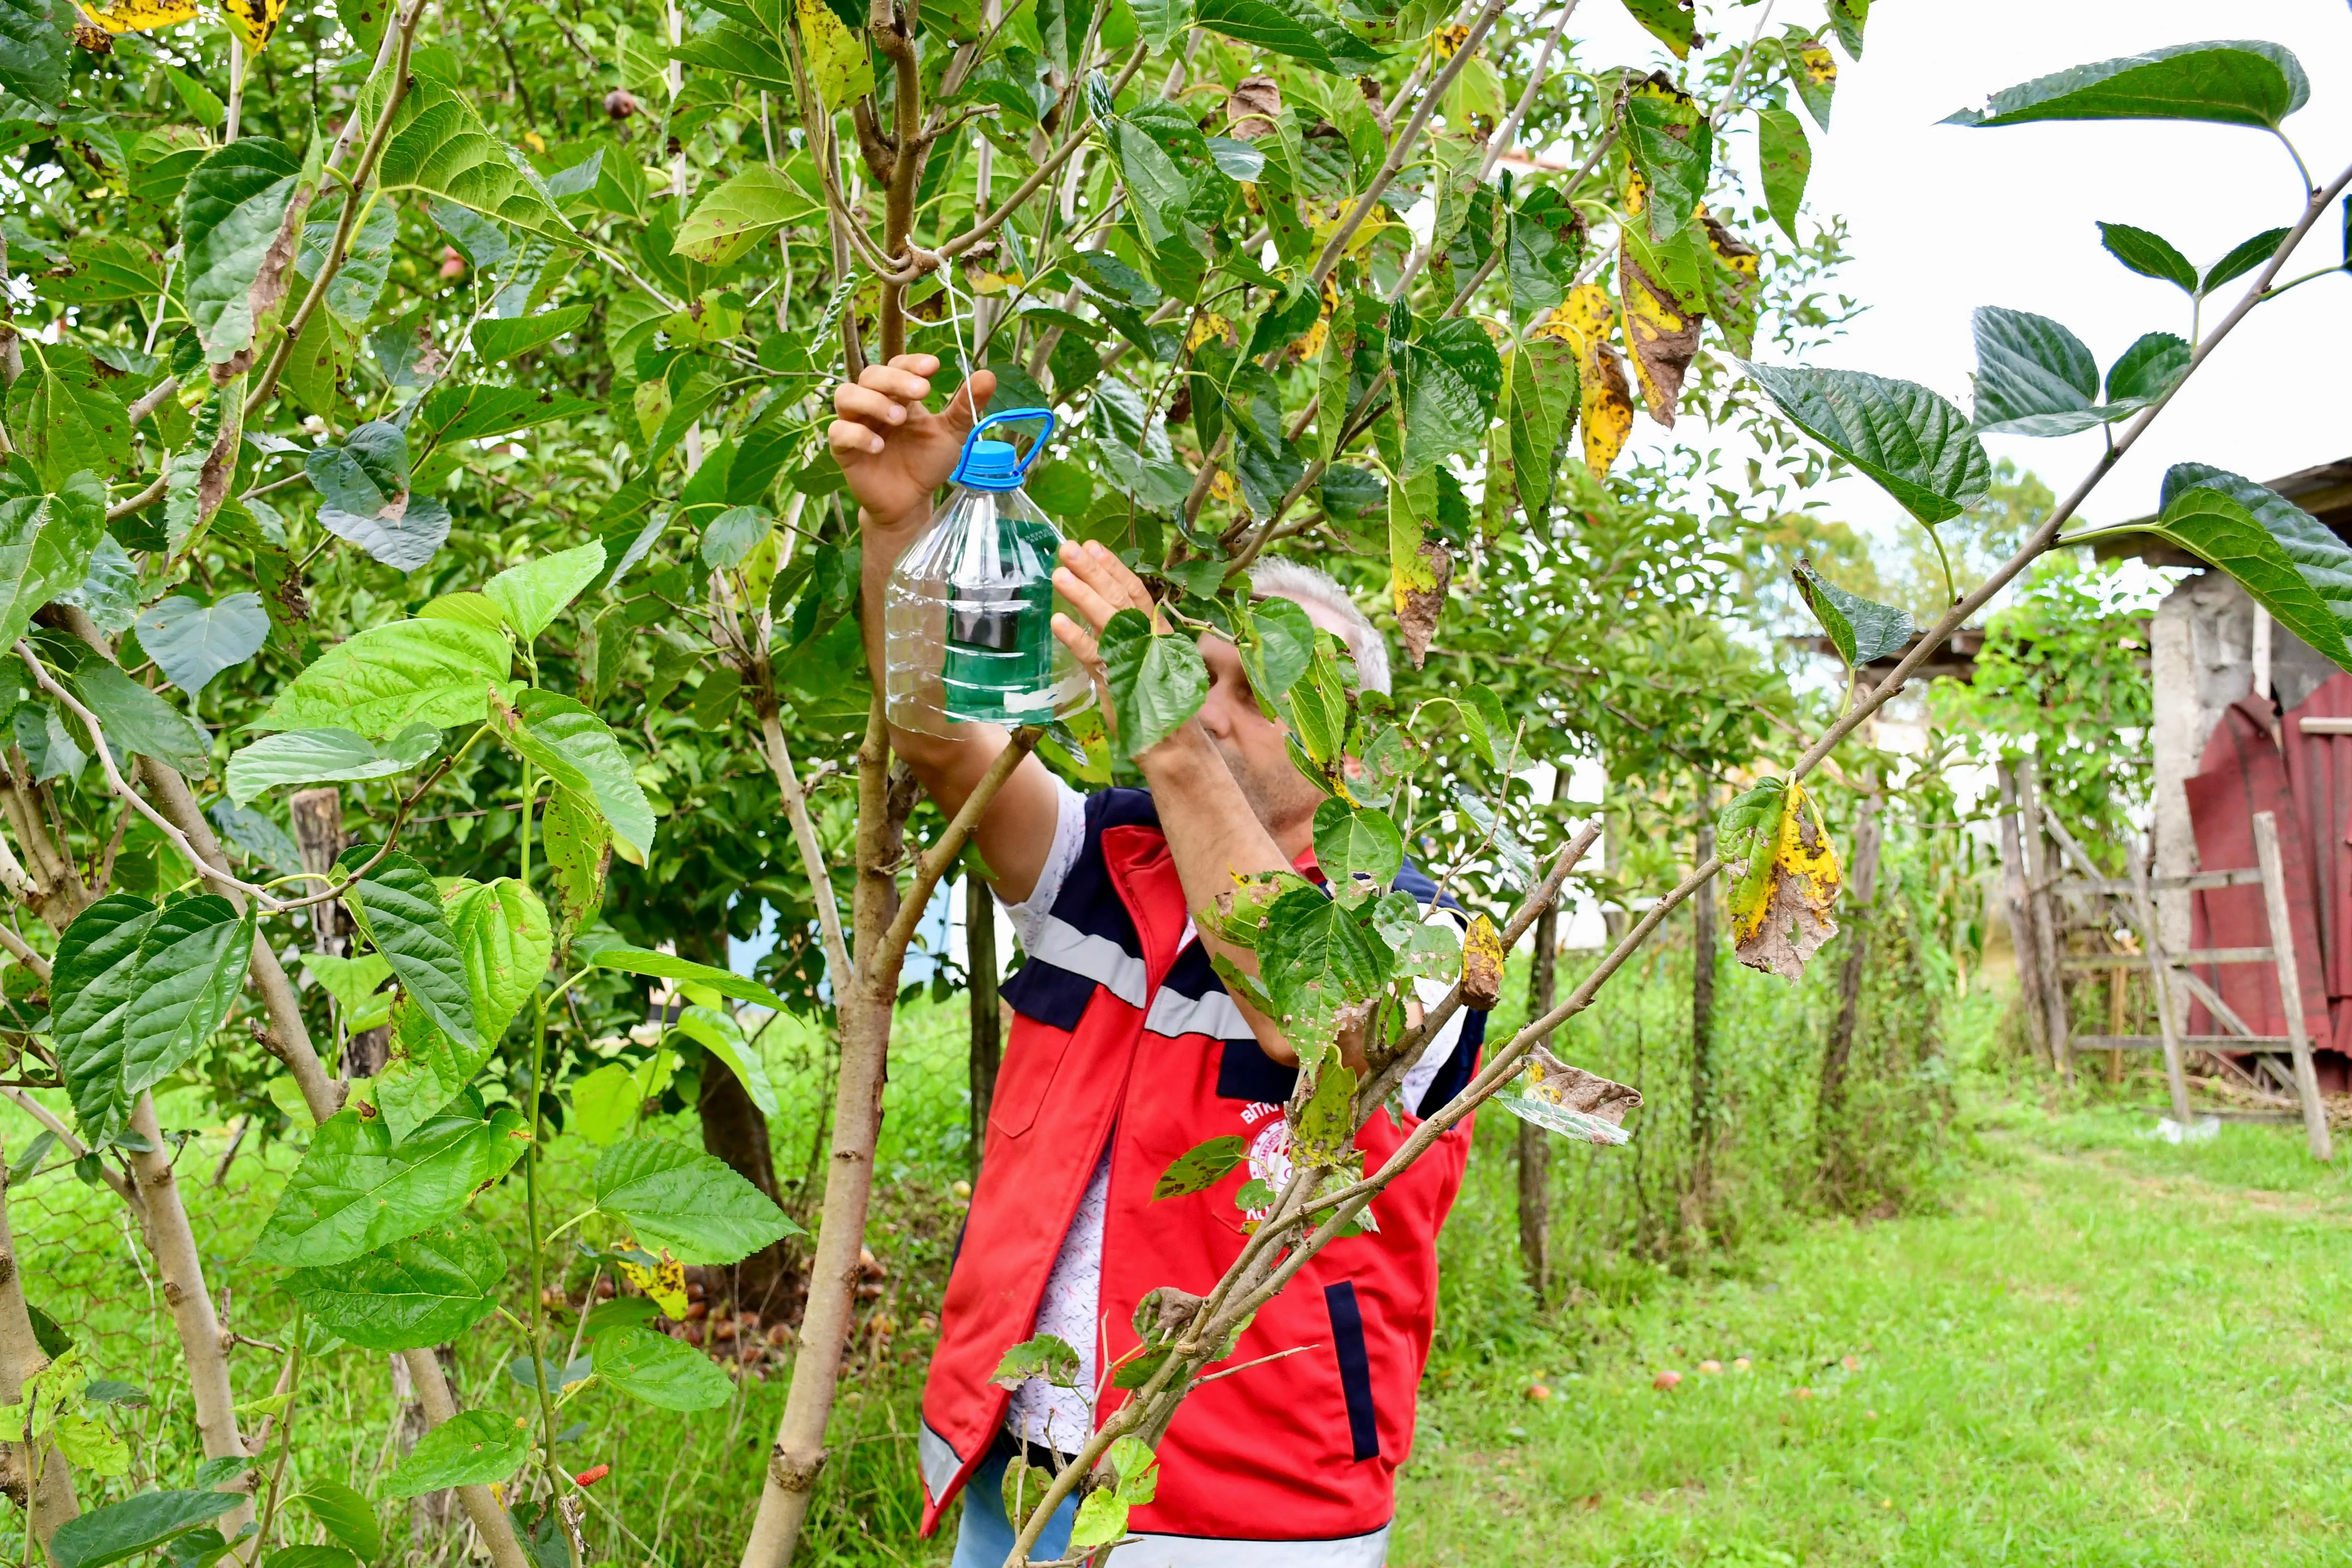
[1996,763,2052,1067]
[2018,761,2072,1083]
[2128,846,2196,1127]
[2252,811,2333,1160]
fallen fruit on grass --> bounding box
[1525,1383,1551,1401]
[1733,1357,1752,1371]
[1843,1354,1860,1371]
[1791,1386,1814,1399]
[1652,1370,1682,1391]
[1698,1359,1722,1374]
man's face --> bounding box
[1193,599,1358,837]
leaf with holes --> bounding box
[1944,40,2309,131]
[251,1104,530,1267]
[593,1137,799,1264]
[543,785,611,936]
[118,894,254,1104]
[1312,798,1402,890]
[592,1325,734,1410]
[283,1223,504,1352]
[132,593,268,697]
[1741,363,1990,524]
[990,1334,1081,1389]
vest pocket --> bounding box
[988,1019,1078,1138]
[1323,1280,1380,1462]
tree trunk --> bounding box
[680,930,796,1320]
[1687,817,1718,1208]
[1516,897,1556,1302]
[1996,762,2052,1067]
[967,873,1001,1171]
[1818,801,1885,1127]
[0,1135,79,1562]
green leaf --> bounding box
[251,1104,531,1267]
[1620,74,1710,240]
[1756,106,1810,244]
[1151,1135,1244,1200]
[2101,464,2352,670]
[179,137,303,364]
[0,477,104,654]
[1312,798,1402,889]
[1235,594,1314,704]
[1739,362,1990,525]
[1257,886,1391,1060]
[1792,560,1914,666]
[593,1137,798,1264]
[357,73,572,240]
[372,992,490,1143]
[1616,0,1695,58]
[700,506,770,571]
[1825,0,1866,59]
[290,1480,380,1560]
[542,785,611,935]
[2096,220,2197,294]
[1131,0,1191,52]
[2201,226,2290,295]
[489,690,656,862]
[673,1003,777,1117]
[1943,40,2309,131]
[570,1061,641,1145]
[592,1324,733,1410]
[265,1547,361,1568]
[469,304,592,365]
[1191,0,1383,75]
[668,17,795,95]
[484,541,606,642]
[9,347,133,488]
[794,0,875,107]
[303,951,392,1015]
[1098,607,1210,759]
[579,943,786,1010]
[258,618,515,739]
[50,892,158,1139]
[673,163,821,266]
[405,384,602,451]
[299,198,399,327]
[119,894,254,1105]
[226,724,441,806]
[989,1334,1081,1389]
[282,1224,504,1352]
[1968,305,2103,436]
[1506,336,1578,524]
[381,1409,533,1498]
[2103,331,2191,406]
[71,659,215,779]
[449,876,551,1043]
[1068,1492,1130,1554]
[1394,317,1502,472]
[49,1488,242,1568]
[338,845,479,1053]
[132,593,269,697]
[1293,1058,1356,1167]
[0,0,69,111]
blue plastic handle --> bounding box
[955,406,1057,480]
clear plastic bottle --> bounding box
[882,408,1093,736]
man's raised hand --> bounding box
[1049,539,1167,673]
[827,355,995,530]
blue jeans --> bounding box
[950,1439,1079,1568]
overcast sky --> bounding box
[1576,0,2352,551]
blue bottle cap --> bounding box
[949,407,1057,491]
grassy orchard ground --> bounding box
[11,971,2352,1563]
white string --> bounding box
[935,256,976,389]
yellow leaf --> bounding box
[972,270,1023,295]
[1619,229,1699,428]
[1431,23,1469,58]
[794,0,875,110]
[1797,36,1837,90]
[523,130,546,154]
[1207,468,1242,505]
[1185,311,1233,352]
[1388,469,1448,667]
[216,0,284,52]
[1459,914,1503,1010]
[75,0,198,32]
[1619,159,1648,220]
[1580,343,1634,476]
[1719,778,1841,981]
[616,1244,690,1318]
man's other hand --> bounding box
[827,354,995,530]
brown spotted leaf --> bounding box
[1459,914,1504,1010]
[1493,1045,1642,1144]
[1620,230,1702,427]
[1225,76,1282,140]
[1719,778,1842,980]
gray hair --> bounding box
[1249,559,1391,695]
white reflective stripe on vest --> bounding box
[918,1421,963,1501]
[1026,916,1150,1008]
[1143,982,1251,1042]
[1111,1525,1391,1567]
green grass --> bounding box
[15,996,2352,1566]
[1396,1103,2352,1566]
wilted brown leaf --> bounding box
[1620,230,1701,427]
[1394,541,1451,669]
[1494,1045,1642,1145]
[1226,76,1281,140]
[1459,914,1504,1009]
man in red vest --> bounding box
[831,355,1486,1566]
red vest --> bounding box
[917,793,1478,1554]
